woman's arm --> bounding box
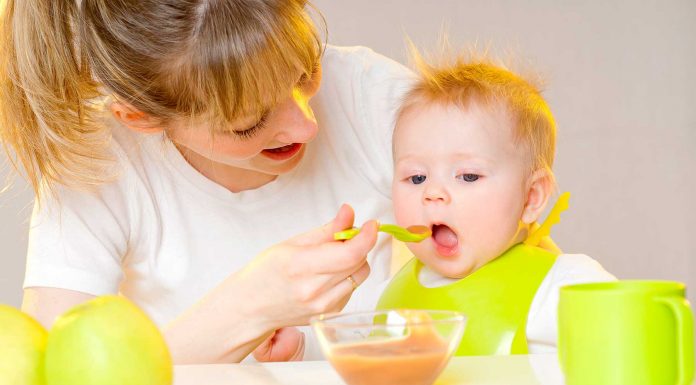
[22,287,96,329]
[25,174,379,365]
[21,280,284,363]
[23,203,376,364]
[163,204,377,364]
[162,273,275,363]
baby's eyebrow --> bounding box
[451,153,493,164]
[396,152,492,164]
[394,154,426,167]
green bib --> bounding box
[376,243,557,356]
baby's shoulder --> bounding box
[545,253,617,288]
[526,254,616,343]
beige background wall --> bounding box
[1,1,694,308]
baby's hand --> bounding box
[253,327,305,362]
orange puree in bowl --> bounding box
[327,324,451,385]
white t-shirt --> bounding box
[23,45,415,360]
[352,253,616,354]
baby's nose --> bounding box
[422,183,451,204]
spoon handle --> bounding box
[333,227,361,241]
[333,224,430,243]
[334,226,392,241]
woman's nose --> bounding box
[422,181,451,204]
[273,89,318,144]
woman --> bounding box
[0,0,413,362]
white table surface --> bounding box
[174,354,566,385]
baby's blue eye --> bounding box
[410,175,427,184]
[459,174,480,182]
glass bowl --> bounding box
[311,309,466,385]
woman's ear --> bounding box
[521,169,554,224]
[110,102,164,134]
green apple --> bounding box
[0,304,47,385]
[45,295,172,385]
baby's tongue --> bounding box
[433,225,458,248]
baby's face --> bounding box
[392,100,531,278]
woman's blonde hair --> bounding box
[399,44,556,177]
[0,0,323,197]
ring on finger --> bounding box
[346,274,358,291]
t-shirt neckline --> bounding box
[161,134,299,207]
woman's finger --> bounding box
[349,261,371,287]
[310,261,372,316]
[289,204,355,247]
[317,259,371,295]
[303,220,378,274]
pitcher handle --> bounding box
[657,296,694,385]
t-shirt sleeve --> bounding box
[353,48,415,191]
[319,46,416,198]
[23,183,130,296]
[526,254,616,353]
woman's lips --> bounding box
[432,224,459,257]
[260,143,303,161]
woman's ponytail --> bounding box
[0,0,108,198]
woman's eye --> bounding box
[233,126,259,139]
[231,114,268,140]
[458,173,480,182]
[409,175,427,185]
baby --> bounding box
[253,51,615,361]
[375,51,615,354]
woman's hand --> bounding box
[164,204,378,364]
[243,204,377,330]
[253,327,305,362]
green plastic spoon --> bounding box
[334,224,431,243]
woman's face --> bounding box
[166,64,323,182]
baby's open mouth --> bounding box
[431,224,459,257]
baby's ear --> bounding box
[521,169,554,224]
[110,102,164,134]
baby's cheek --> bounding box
[475,237,515,266]
[475,247,503,266]
[405,242,424,259]
[393,205,417,227]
